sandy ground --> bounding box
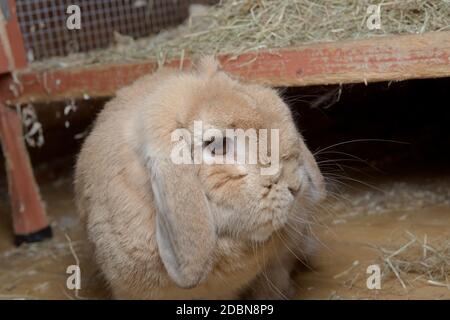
[0,169,449,300]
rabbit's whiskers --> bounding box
[313,138,409,157]
[249,242,288,300]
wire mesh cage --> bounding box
[15,0,215,62]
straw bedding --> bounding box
[30,0,450,70]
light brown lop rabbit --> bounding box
[74,57,325,299]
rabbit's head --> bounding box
[132,57,325,288]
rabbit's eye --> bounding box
[203,139,214,148]
[204,137,229,156]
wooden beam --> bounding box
[0,99,52,245]
[2,31,450,105]
[0,0,28,73]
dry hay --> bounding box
[0,174,104,300]
[328,178,450,221]
[0,232,89,300]
[375,232,450,291]
[31,0,450,70]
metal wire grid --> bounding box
[15,0,196,61]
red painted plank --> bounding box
[0,101,49,236]
[0,40,9,73]
[2,31,450,104]
[0,0,27,73]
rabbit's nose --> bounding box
[288,185,299,196]
[287,172,301,196]
[269,167,282,184]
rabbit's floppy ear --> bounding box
[150,158,216,288]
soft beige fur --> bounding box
[74,57,325,299]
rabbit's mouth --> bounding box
[246,187,296,242]
[250,222,275,242]
[249,214,289,243]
